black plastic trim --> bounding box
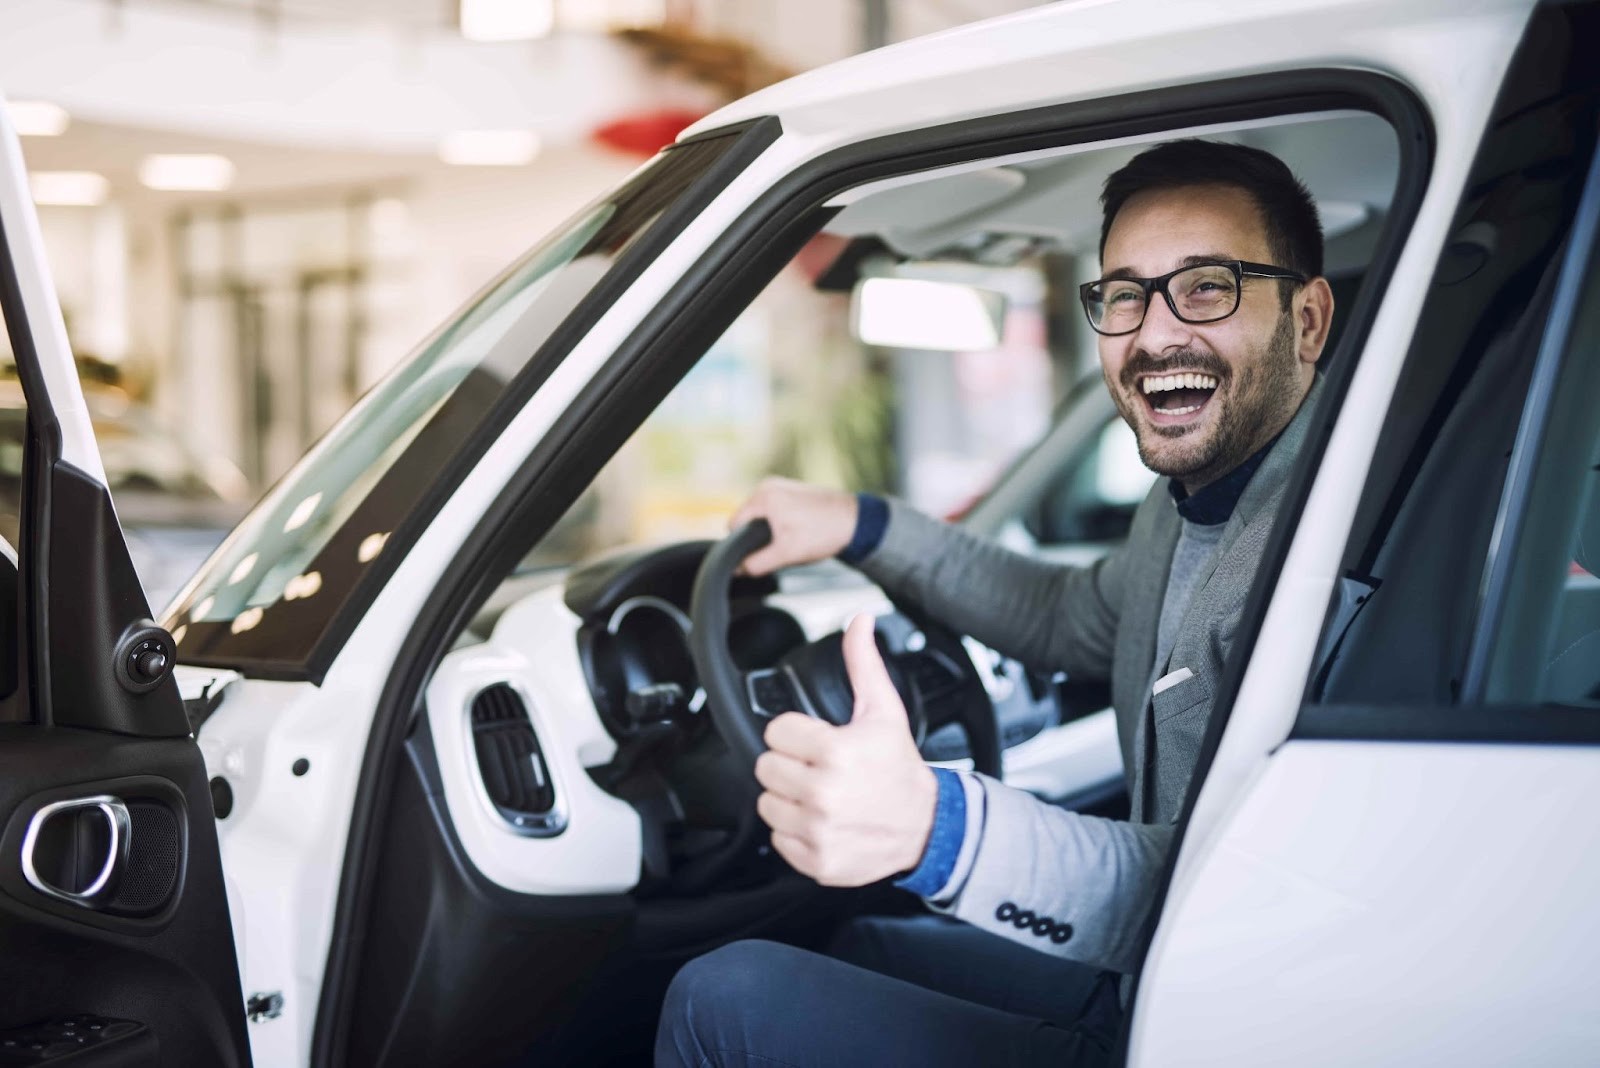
[179,117,783,685]
[314,68,1433,1068]
[1291,704,1600,746]
[0,209,62,728]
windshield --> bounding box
[168,129,754,674]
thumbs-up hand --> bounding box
[754,614,938,886]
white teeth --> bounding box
[1142,373,1218,394]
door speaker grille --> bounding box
[469,684,563,836]
[108,800,182,916]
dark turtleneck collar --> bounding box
[1167,433,1281,526]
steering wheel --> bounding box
[689,520,1003,780]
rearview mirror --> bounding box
[850,277,1006,351]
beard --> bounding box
[1109,310,1302,488]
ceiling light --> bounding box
[30,171,108,207]
[139,154,235,192]
[460,0,554,41]
[438,130,541,166]
[9,101,69,137]
[852,278,1006,351]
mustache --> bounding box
[1118,349,1230,391]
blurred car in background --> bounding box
[0,378,249,609]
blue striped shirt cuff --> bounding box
[893,767,966,898]
[838,493,889,564]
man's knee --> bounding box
[657,940,792,1066]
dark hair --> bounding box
[1099,140,1324,297]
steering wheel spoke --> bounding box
[691,521,1004,782]
[745,665,806,721]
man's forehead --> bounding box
[1101,184,1271,274]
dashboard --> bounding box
[424,540,1123,899]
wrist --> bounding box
[898,763,939,873]
[838,493,888,564]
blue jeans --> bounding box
[655,915,1122,1067]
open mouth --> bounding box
[1140,372,1219,423]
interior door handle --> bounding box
[20,795,133,909]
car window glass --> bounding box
[166,133,744,667]
[1474,222,1600,707]
[1308,76,1599,709]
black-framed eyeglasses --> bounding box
[1078,260,1307,336]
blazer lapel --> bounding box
[1121,494,1179,823]
[1125,375,1325,822]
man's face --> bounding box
[1097,184,1323,489]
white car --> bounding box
[2,0,1597,1064]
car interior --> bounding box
[1307,67,1600,713]
[335,110,1405,1064]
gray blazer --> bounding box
[857,379,1321,974]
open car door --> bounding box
[0,104,250,1064]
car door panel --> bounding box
[0,729,247,1063]
[0,103,250,1064]
[1134,5,1600,1061]
[1138,734,1600,1065]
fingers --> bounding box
[754,748,812,799]
[763,711,836,763]
[768,830,818,876]
[728,498,763,534]
[841,614,904,721]
[739,545,783,577]
[755,790,810,840]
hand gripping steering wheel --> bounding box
[689,520,1003,780]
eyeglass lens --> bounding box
[1086,264,1240,332]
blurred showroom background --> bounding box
[0,0,1125,607]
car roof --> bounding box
[680,0,1536,145]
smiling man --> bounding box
[657,140,1334,1067]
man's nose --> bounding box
[1135,290,1197,354]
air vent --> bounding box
[469,684,564,836]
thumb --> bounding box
[842,614,906,724]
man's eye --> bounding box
[1105,288,1142,304]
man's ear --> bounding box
[1296,277,1335,366]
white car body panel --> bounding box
[1136,741,1600,1065]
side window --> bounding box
[1473,227,1600,708]
[1025,417,1154,546]
[1310,45,1599,710]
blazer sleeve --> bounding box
[854,500,1131,681]
[933,773,1173,975]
